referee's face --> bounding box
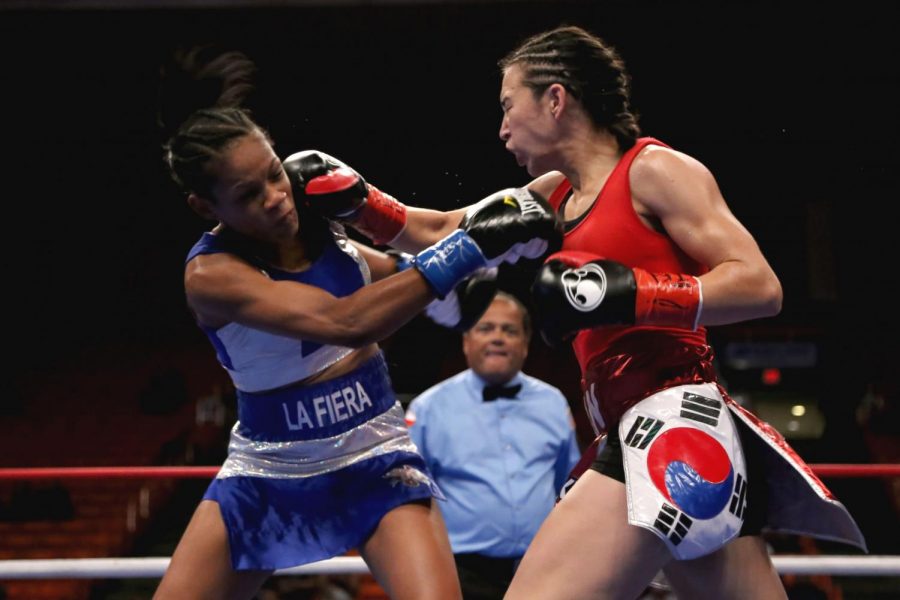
[463,298,529,385]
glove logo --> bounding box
[561,264,607,312]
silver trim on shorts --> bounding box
[216,402,419,479]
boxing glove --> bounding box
[459,187,562,267]
[387,250,498,331]
[283,150,407,245]
[426,269,499,332]
[532,251,702,346]
[413,187,562,298]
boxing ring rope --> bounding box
[1,555,899,579]
[1,463,898,481]
[1,464,898,580]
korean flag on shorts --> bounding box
[619,382,747,560]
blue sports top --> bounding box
[185,225,370,392]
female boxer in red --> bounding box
[491,26,866,600]
[285,26,865,600]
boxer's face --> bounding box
[193,130,298,241]
[463,298,529,385]
[499,64,559,177]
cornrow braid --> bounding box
[164,107,263,198]
[499,26,640,150]
[159,46,263,198]
[158,46,332,256]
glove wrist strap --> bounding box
[633,269,703,330]
[351,186,408,245]
[414,230,487,298]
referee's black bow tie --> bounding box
[482,383,522,402]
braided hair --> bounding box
[158,46,330,254]
[158,46,262,199]
[499,26,640,150]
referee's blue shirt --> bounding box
[406,369,581,558]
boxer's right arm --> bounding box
[185,187,558,347]
[285,150,563,254]
[531,250,703,346]
[185,251,435,348]
[388,205,469,254]
[384,248,498,331]
[283,149,464,249]
[390,171,564,253]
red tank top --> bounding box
[548,137,716,431]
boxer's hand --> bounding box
[425,268,499,332]
[411,187,560,298]
[284,150,407,245]
[389,249,497,329]
[459,187,562,267]
[532,251,702,346]
[283,150,368,218]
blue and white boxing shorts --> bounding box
[204,353,441,570]
[619,382,746,560]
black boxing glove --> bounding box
[425,269,499,332]
[459,187,562,267]
[531,251,702,346]
[388,250,498,331]
[283,150,407,245]
[410,187,560,299]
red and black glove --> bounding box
[531,250,702,346]
[283,150,407,245]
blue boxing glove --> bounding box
[413,187,562,298]
[388,250,497,331]
[413,229,489,298]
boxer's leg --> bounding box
[154,500,271,600]
[505,470,671,600]
[663,535,787,599]
[360,499,462,600]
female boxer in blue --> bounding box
[153,51,559,600]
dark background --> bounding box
[2,0,897,554]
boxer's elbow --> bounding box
[324,315,378,348]
[295,305,380,349]
[758,273,783,318]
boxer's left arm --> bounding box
[630,146,782,325]
[557,434,604,504]
[390,171,565,253]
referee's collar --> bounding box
[466,370,524,398]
